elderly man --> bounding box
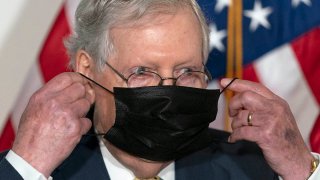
[0,0,319,179]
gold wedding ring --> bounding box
[247,112,253,126]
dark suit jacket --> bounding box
[0,129,278,180]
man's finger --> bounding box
[231,110,267,130]
[228,90,267,116]
[220,78,276,99]
[70,98,92,118]
[43,72,89,93]
[231,110,250,129]
[229,126,261,143]
[54,82,87,103]
[84,83,95,105]
[79,117,92,135]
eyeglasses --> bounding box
[105,61,212,88]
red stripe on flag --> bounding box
[0,5,72,152]
[310,114,320,152]
[39,6,71,83]
[291,27,320,105]
[291,27,320,152]
[0,117,15,152]
[243,63,260,83]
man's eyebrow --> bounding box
[175,63,203,70]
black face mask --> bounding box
[80,73,236,162]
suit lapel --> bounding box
[175,141,278,180]
[52,134,110,180]
[175,145,220,180]
[175,129,278,180]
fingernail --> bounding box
[88,89,95,103]
[227,135,231,143]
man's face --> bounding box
[82,7,203,139]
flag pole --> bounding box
[225,0,243,132]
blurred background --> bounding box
[0,0,319,153]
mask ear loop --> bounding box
[77,73,115,137]
[219,77,238,94]
[78,73,114,95]
[210,77,238,145]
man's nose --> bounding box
[158,69,176,86]
[161,78,175,86]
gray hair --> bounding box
[65,0,209,70]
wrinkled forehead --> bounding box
[67,0,208,71]
[109,7,203,67]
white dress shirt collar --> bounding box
[99,139,175,180]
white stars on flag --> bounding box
[209,23,227,52]
[211,0,313,52]
[244,1,273,32]
[292,0,312,8]
[215,0,231,13]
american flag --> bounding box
[202,0,320,152]
[0,0,79,151]
[0,0,319,153]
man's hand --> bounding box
[11,72,95,177]
[221,78,314,180]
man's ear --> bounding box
[75,50,94,77]
[75,50,96,103]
